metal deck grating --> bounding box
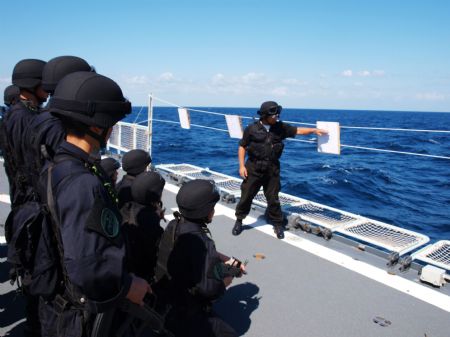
[159,164,202,173]
[156,164,431,255]
[253,192,303,207]
[285,203,358,229]
[185,171,229,182]
[336,221,429,254]
[412,241,450,270]
[215,180,242,194]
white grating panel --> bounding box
[412,241,450,270]
[155,163,430,255]
[185,171,230,182]
[157,164,202,174]
[135,127,148,150]
[285,203,358,229]
[252,192,303,208]
[215,179,242,195]
[109,126,119,147]
[336,220,429,254]
[120,124,134,150]
[108,122,150,153]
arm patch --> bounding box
[85,196,123,247]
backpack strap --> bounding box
[46,160,93,311]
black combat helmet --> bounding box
[122,149,152,176]
[131,171,166,205]
[257,101,282,117]
[49,71,131,128]
[176,179,220,219]
[100,157,121,178]
[12,59,46,89]
[42,56,93,94]
[3,85,20,106]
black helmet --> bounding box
[12,59,46,89]
[42,56,93,94]
[48,71,131,128]
[4,85,20,106]
[122,149,151,176]
[257,101,282,117]
[176,179,220,219]
[131,171,165,205]
[100,157,121,178]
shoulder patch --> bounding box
[85,195,123,247]
[101,208,120,238]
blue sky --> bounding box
[1,0,449,111]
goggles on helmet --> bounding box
[261,105,282,116]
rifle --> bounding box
[90,295,174,337]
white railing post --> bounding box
[148,93,153,156]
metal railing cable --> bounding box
[132,105,145,124]
[150,117,450,160]
[152,118,228,133]
[150,95,450,134]
[145,96,450,160]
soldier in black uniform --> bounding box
[116,149,151,208]
[27,56,94,173]
[100,157,121,187]
[3,59,48,206]
[121,171,165,282]
[2,59,48,337]
[232,101,327,239]
[1,85,19,155]
[156,179,243,337]
[3,84,20,107]
[37,71,150,336]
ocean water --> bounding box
[123,107,450,242]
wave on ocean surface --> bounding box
[124,106,450,242]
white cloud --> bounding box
[341,70,353,77]
[282,78,306,85]
[271,87,288,96]
[416,92,446,101]
[211,73,226,86]
[125,75,149,85]
[341,69,386,78]
[241,72,269,85]
[158,72,175,82]
[372,70,385,77]
[358,70,371,77]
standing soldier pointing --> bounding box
[233,101,327,239]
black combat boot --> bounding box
[232,219,243,236]
[274,225,284,239]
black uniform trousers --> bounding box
[235,160,283,226]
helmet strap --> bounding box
[85,128,109,149]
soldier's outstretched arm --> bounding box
[296,127,328,136]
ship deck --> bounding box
[1,162,449,337]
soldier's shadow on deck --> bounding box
[214,282,261,336]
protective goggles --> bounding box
[264,105,282,116]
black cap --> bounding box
[42,56,92,94]
[257,101,282,117]
[122,149,152,176]
[12,59,46,89]
[176,179,220,219]
[4,85,20,106]
[131,171,165,205]
[48,71,131,128]
[100,157,121,178]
